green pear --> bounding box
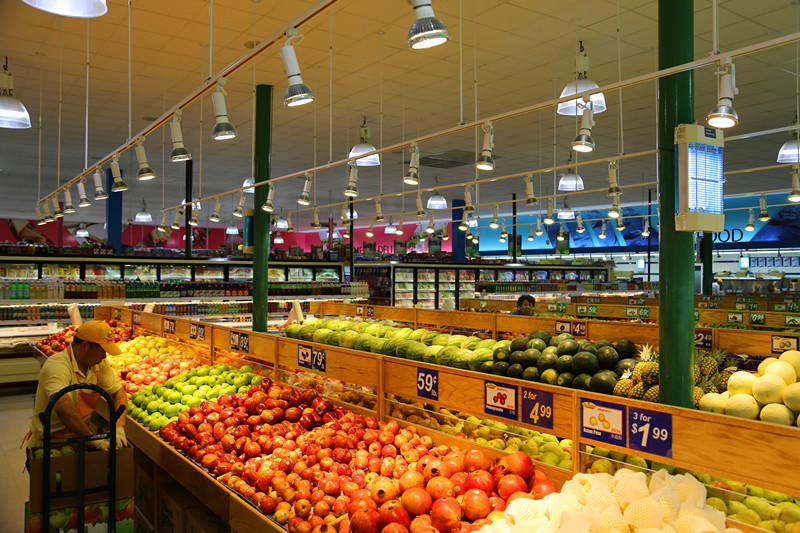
[650,461,677,475]
[474,437,489,446]
[474,426,491,439]
[766,491,791,504]
[539,452,560,466]
[609,450,627,462]
[521,443,539,458]
[756,520,786,532]
[733,509,761,526]
[787,522,800,533]
[492,421,508,431]
[745,496,772,514]
[520,428,534,438]
[558,457,573,470]
[748,485,767,498]
[542,442,564,457]
[624,455,649,473]
[590,458,615,475]
[50,509,69,529]
[503,443,520,453]
[487,439,506,450]
[542,433,558,444]
[706,497,727,514]
[728,481,748,502]
[728,501,747,516]
[693,472,711,484]
[760,505,784,522]
[592,447,611,458]
[559,439,573,449]
[780,504,800,524]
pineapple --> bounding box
[693,364,702,385]
[698,355,718,378]
[613,378,634,397]
[637,343,658,362]
[643,385,659,403]
[693,386,705,408]
[629,382,647,400]
[700,377,717,394]
[717,366,736,393]
[641,362,660,386]
[708,348,729,371]
[631,363,645,384]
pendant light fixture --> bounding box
[349,117,380,166]
[527,225,535,242]
[608,196,621,218]
[211,77,237,140]
[273,231,284,244]
[375,201,385,223]
[558,155,584,191]
[344,164,359,197]
[607,160,622,196]
[311,209,322,229]
[576,214,586,233]
[170,209,182,230]
[557,197,575,220]
[77,180,91,207]
[110,155,128,193]
[42,203,54,223]
[51,197,64,219]
[275,213,289,229]
[475,122,495,170]
[777,129,800,163]
[641,218,650,238]
[135,137,156,181]
[232,194,245,218]
[75,222,90,237]
[280,28,315,107]
[441,228,449,241]
[415,193,426,217]
[405,143,420,185]
[425,214,435,234]
[0,57,31,129]
[463,185,475,214]
[535,217,544,236]
[557,42,607,116]
[407,0,450,49]
[758,194,770,221]
[598,220,607,239]
[396,216,405,236]
[706,59,739,129]
[458,213,468,232]
[489,205,500,229]
[571,105,595,152]
[616,216,626,231]
[63,189,76,214]
[297,173,312,205]
[500,219,509,239]
[385,216,397,234]
[93,167,108,200]
[524,174,537,206]
[427,189,447,209]
[226,222,239,235]
[789,165,800,202]
[472,229,479,244]
[499,234,506,244]
[22,0,107,18]
[465,229,473,241]
[242,177,255,194]
[286,213,294,232]
[157,214,167,233]
[135,198,152,223]
[169,109,191,162]
[556,224,567,241]
[261,185,275,212]
[209,198,221,222]
[543,200,555,225]
[366,220,375,238]
[744,209,755,232]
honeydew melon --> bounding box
[782,382,800,411]
[752,374,787,405]
[758,357,779,376]
[728,371,757,395]
[699,392,726,414]
[725,394,760,419]
[759,403,794,426]
[764,360,797,385]
[779,350,800,376]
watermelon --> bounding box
[572,373,592,390]
[537,353,558,372]
[353,334,374,351]
[419,345,442,362]
[476,339,497,351]
[557,372,575,388]
[590,371,618,394]
[528,330,552,345]
[381,338,400,356]
[396,340,418,358]
[594,339,614,350]
[284,324,303,339]
[527,338,547,352]
[468,349,494,371]
[384,327,402,339]
[369,338,389,354]
[345,321,361,331]
[572,351,599,375]
[616,358,639,377]
[352,322,369,333]
[436,346,460,367]
[364,324,384,337]
[409,328,428,341]
[326,331,342,346]
[461,336,482,350]
[316,318,333,329]
[596,346,620,370]
[312,328,333,344]
[495,339,512,349]
[577,340,597,354]
[510,337,529,353]
[550,333,574,347]
[448,335,468,346]
[557,339,580,356]
[492,361,510,376]
[522,367,540,382]
[432,334,451,346]
[540,368,558,384]
[303,317,320,327]
[329,320,349,331]
[507,364,524,379]
[340,330,359,349]
[451,349,474,370]
[493,346,511,363]
[615,339,637,358]
[479,360,495,374]
[298,325,316,342]
[422,331,440,346]
[556,355,574,374]
[520,349,541,369]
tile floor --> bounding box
[0,392,35,533]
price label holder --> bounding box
[311,346,326,372]
[163,318,176,335]
[772,335,799,354]
[790,303,800,313]
[298,344,313,369]
[628,297,646,306]
[238,332,250,354]
[557,303,567,313]
[774,303,787,312]
[132,312,141,326]
[579,397,626,446]
[196,324,206,340]
[229,331,240,352]
[547,303,557,312]
[484,380,518,421]
[577,304,587,315]
[586,297,601,304]
[366,306,375,318]
[750,312,765,325]
[571,321,586,337]
[416,367,439,401]
[727,312,743,324]
[555,320,571,333]
[112,308,122,321]
[749,302,759,312]
[356,306,363,316]
[707,301,719,310]
[694,310,700,321]
[785,315,800,327]
[628,407,672,458]
[694,328,712,349]
[734,302,746,311]
[520,386,554,429]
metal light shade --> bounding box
[111,177,128,193]
[558,80,607,116]
[297,176,312,206]
[273,232,284,244]
[758,195,770,221]
[171,211,181,230]
[475,152,494,171]
[110,157,127,192]
[157,214,167,232]
[385,217,397,234]
[598,222,607,239]
[135,199,152,223]
[427,191,447,209]
[790,168,800,202]
[535,218,543,236]
[349,143,380,166]
[557,202,575,220]
[211,82,237,140]
[366,224,374,238]
[275,215,289,229]
[75,223,90,237]
[527,226,535,241]
[135,142,156,181]
[241,176,255,194]
[226,224,239,235]
[232,205,244,218]
[261,185,275,212]
[616,218,626,231]
[395,219,405,236]
[344,165,359,197]
[571,132,594,153]
[280,44,315,107]
[51,197,64,218]
[169,112,191,162]
[543,201,555,225]
[706,71,738,129]
[408,0,449,49]
[22,0,107,17]
[93,170,109,200]
[188,211,198,226]
[777,136,800,163]
[556,226,566,241]
[457,215,468,231]
[0,95,31,129]
[63,190,76,213]
[641,221,650,237]
[209,202,221,223]
[558,170,584,191]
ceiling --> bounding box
[2,0,800,236]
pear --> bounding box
[592,446,611,458]
[487,438,506,450]
[542,433,559,444]
[692,471,711,484]
[609,450,627,462]
[748,485,767,498]
[624,455,649,473]
[766,490,792,504]
[474,437,489,446]
[650,461,677,475]
[706,497,727,514]
[590,458,615,475]
[558,457,573,470]
[521,439,539,456]
[745,496,773,514]
[757,520,786,532]
[504,443,520,453]
[728,501,747,516]
[542,442,564,457]
[559,439,573,449]
[780,503,800,524]
[733,509,761,526]
[728,481,748,502]
[539,452,560,466]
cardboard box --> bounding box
[28,446,134,513]
[184,506,229,533]
[134,463,155,524]
[156,485,202,533]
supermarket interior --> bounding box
[4,0,800,532]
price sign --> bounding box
[356,306,363,315]
[311,346,326,372]
[697,302,708,309]
[484,380,518,421]
[734,302,746,311]
[727,312,743,324]
[189,323,198,339]
[694,310,700,321]
[238,332,250,353]
[555,320,571,333]
[571,321,586,337]
[416,368,439,401]
[774,303,787,312]
[196,324,205,340]
[580,398,626,446]
[626,307,649,318]
[694,328,712,349]
[547,303,557,312]
[229,331,240,352]
[772,335,799,354]
[628,407,672,458]
[112,309,122,321]
[557,303,567,313]
[577,305,598,316]
[749,302,760,311]
[786,315,800,327]
[298,344,313,369]
[132,312,141,326]
[520,386,553,429]
[708,301,719,310]
[163,318,176,335]
[628,297,646,306]
[586,297,601,304]
[751,312,765,325]
[790,303,800,313]
[366,306,375,317]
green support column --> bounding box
[658,0,695,408]
[701,233,713,294]
[252,84,273,333]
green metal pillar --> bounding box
[252,84,273,333]
[658,0,695,408]
[701,233,714,294]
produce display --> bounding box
[35,319,133,356]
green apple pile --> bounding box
[127,363,263,431]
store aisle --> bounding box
[0,393,34,533]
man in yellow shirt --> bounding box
[27,320,129,450]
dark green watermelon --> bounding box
[556,355,574,374]
[557,372,575,388]
[506,363,524,379]
[616,358,639,377]
[577,340,597,354]
[522,366,540,382]
[479,360,495,374]
[509,350,526,366]
[537,352,558,372]
[557,339,580,356]
[595,339,614,349]
[528,330,552,345]
[491,361,510,376]
[572,373,593,390]
[493,346,511,363]
[540,368,558,385]
[542,346,559,357]
[572,351,599,375]
[590,371,618,394]
[527,338,547,352]
[615,339,637,359]
[510,337,529,353]
[520,349,541,369]
[550,332,574,347]
[596,346,620,370]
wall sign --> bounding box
[484,380,518,421]
[416,368,439,401]
[628,406,672,458]
[520,386,554,429]
[580,397,626,446]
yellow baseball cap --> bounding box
[75,320,122,355]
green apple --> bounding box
[33,449,44,459]
[167,391,182,404]
[50,508,69,529]
[60,445,75,456]
[195,366,210,377]
[558,457,573,470]
[239,365,252,373]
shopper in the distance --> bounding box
[24,320,130,450]
[510,294,535,316]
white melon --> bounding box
[783,382,800,411]
[759,403,794,425]
[764,360,797,385]
[725,394,759,419]
[779,350,800,376]
[758,357,778,376]
[751,374,787,405]
[727,371,757,395]
[698,393,726,414]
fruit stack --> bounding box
[36,319,133,356]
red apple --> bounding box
[348,497,378,517]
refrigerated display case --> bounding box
[438,269,457,310]
[352,264,391,305]
[393,267,415,308]
[416,269,436,309]
[85,264,122,280]
[160,265,191,281]
[195,265,225,281]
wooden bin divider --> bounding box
[275,336,379,391]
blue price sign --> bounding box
[163,318,176,335]
[197,324,205,340]
[520,386,553,429]
[366,306,375,317]
[112,308,122,321]
[229,331,240,352]
[571,321,586,337]
[132,312,141,326]
[189,323,198,339]
[239,332,250,353]
[628,407,672,458]
[298,344,313,369]
[416,368,439,401]
[312,347,326,372]
[694,329,712,349]
[580,397,626,446]
[484,380,518,421]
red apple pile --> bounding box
[37,320,133,356]
[119,354,200,393]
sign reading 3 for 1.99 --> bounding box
[628,406,672,458]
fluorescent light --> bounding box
[135,137,156,181]
[475,122,495,170]
[407,0,450,49]
[280,32,314,107]
[706,60,738,129]
[22,0,107,17]
[211,77,237,140]
[169,109,191,162]
[0,57,32,128]
[349,118,380,166]
[135,199,152,223]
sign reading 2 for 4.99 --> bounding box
[520,386,553,429]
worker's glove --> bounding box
[87,438,110,452]
[115,426,129,448]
